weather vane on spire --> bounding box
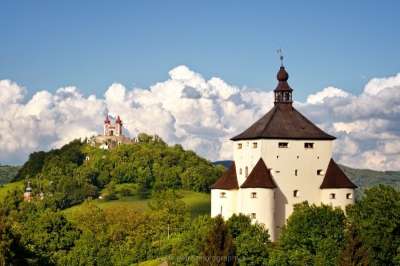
[277,48,284,66]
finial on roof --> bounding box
[277,48,284,67]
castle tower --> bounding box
[211,63,357,241]
[104,114,111,136]
[115,116,123,136]
[24,181,33,202]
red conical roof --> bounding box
[240,158,277,189]
[320,159,357,189]
[211,162,239,190]
[104,114,110,124]
[116,115,122,124]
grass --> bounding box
[0,181,24,201]
[63,189,211,219]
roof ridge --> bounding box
[260,104,279,136]
[292,107,335,138]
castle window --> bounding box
[250,213,256,219]
[346,193,353,199]
[295,169,298,176]
[317,169,324,175]
[239,168,243,175]
[305,142,314,149]
[276,155,279,159]
[278,142,288,148]
[297,155,299,159]
[238,143,242,149]
[251,192,257,198]
[293,190,299,198]
[220,192,226,198]
[252,142,258,148]
[329,193,336,199]
[245,166,249,177]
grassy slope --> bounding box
[0,181,24,201]
[63,190,210,219]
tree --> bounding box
[200,215,236,266]
[278,202,346,266]
[170,215,214,265]
[338,224,370,266]
[19,208,80,265]
[226,214,270,266]
[346,185,400,265]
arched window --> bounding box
[293,190,299,197]
[346,193,352,199]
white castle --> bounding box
[211,64,357,241]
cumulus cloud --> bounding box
[0,65,399,170]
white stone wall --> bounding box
[211,189,238,219]
[239,188,276,240]
[320,188,355,211]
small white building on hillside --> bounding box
[211,64,357,241]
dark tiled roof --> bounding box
[231,104,335,141]
[240,158,277,189]
[320,159,357,189]
[211,162,239,190]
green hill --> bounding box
[0,164,20,184]
[340,164,400,192]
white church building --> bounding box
[211,64,357,241]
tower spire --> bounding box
[273,51,293,105]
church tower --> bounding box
[211,62,357,241]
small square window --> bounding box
[279,142,288,148]
[220,192,226,198]
[252,142,258,148]
[317,169,324,175]
[346,193,353,199]
[305,142,314,149]
[329,193,336,199]
[239,168,243,175]
[238,143,242,149]
[295,169,298,176]
[250,213,256,219]
[251,192,257,198]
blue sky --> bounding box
[1,0,399,101]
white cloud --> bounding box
[0,66,399,171]
[307,86,349,104]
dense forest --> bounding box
[1,135,400,265]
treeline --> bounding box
[14,133,224,209]
[1,185,399,265]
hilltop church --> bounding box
[88,115,135,149]
[211,64,357,241]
